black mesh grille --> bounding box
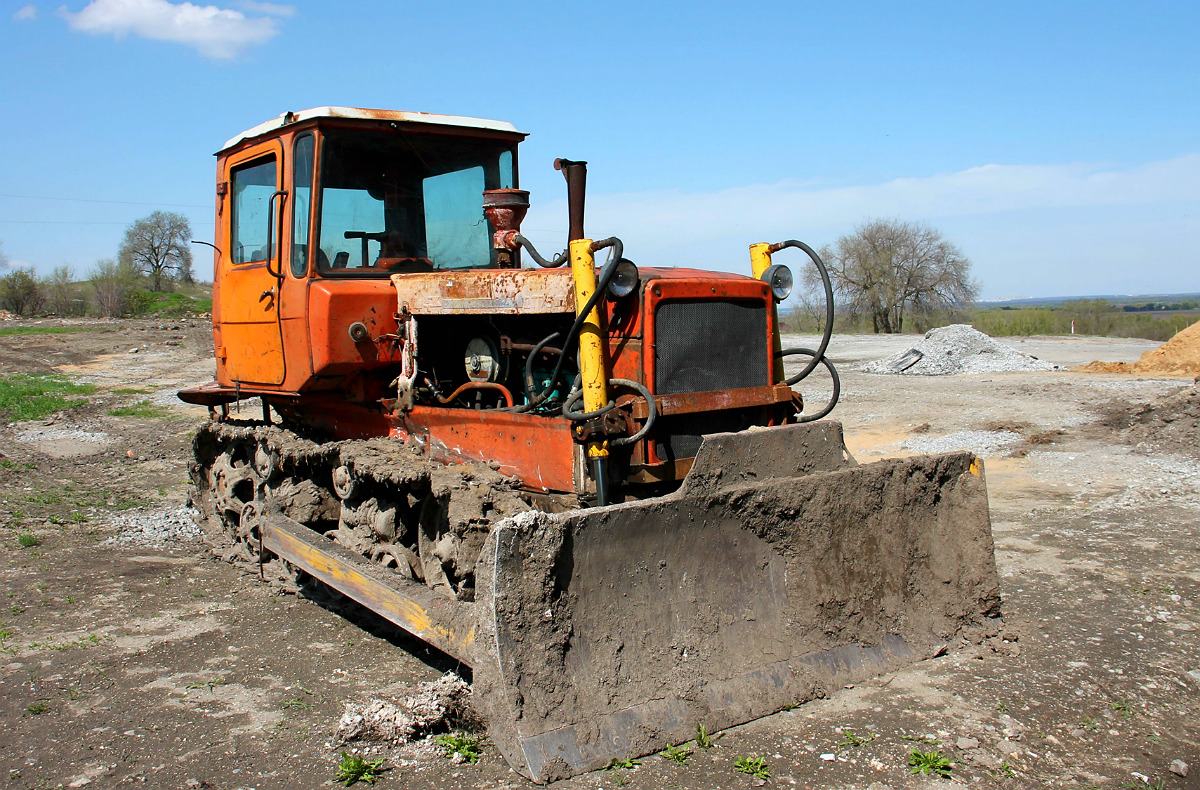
[654,299,769,396]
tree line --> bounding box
[0,211,200,318]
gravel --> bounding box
[103,506,202,548]
[902,430,1023,456]
[862,324,1059,375]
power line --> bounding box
[0,192,209,209]
[0,219,213,226]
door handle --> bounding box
[259,288,275,307]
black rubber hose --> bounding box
[561,388,617,421]
[768,239,834,384]
[522,331,562,401]
[512,234,568,268]
[607,378,656,447]
[499,238,624,413]
[777,347,841,422]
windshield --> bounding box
[316,131,515,275]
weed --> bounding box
[107,400,171,419]
[184,676,227,695]
[1131,586,1151,595]
[26,699,50,715]
[900,734,941,745]
[1078,716,1101,732]
[64,595,75,605]
[10,605,24,615]
[907,749,953,777]
[996,761,1016,778]
[0,627,14,654]
[659,744,692,764]
[334,752,385,786]
[1110,699,1134,720]
[1118,781,1166,790]
[734,756,770,779]
[0,374,94,421]
[837,729,876,748]
[995,701,1008,712]
[434,732,483,764]
[282,697,312,710]
[17,533,39,548]
[696,722,724,748]
[0,326,94,338]
[606,757,641,770]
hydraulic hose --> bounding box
[777,347,840,422]
[768,239,834,385]
[511,234,569,268]
[500,238,624,413]
[561,377,656,446]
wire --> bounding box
[0,192,208,209]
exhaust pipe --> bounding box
[554,158,587,241]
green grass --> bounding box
[0,326,96,337]
[433,732,483,764]
[17,534,39,548]
[110,387,151,395]
[107,399,171,419]
[0,374,95,421]
[908,749,953,777]
[334,752,385,786]
[695,722,724,748]
[734,756,770,779]
[658,744,692,764]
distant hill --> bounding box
[980,293,1200,309]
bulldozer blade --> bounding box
[472,421,1000,783]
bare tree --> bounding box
[90,258,140,317]
[44,265,84,316]
[819,219,978,334]
[118,211,193,292]
[0,268,45,316]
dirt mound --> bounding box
[1097,382,1200,457]
[862,324,1058,375]
[1079,321,1200,375]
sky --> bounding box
[0,0,1196,300]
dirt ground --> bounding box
[0,320,1197,790]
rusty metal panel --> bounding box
[630,383,793,419]
[391,269,575,315]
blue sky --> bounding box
[0,0,1196,299]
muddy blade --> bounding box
[473,423,999,783]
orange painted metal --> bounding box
[213,138,286,387]
[391,268,575,315]
[306,278,402,377]
[395,408,576,493]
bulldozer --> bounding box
[180,107,1000,783]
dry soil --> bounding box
[0,321,1197,790]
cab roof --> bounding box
[221,106,525,152]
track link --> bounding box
[189,419,556,600]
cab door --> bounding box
[217,140,286,385]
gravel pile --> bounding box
[862,324,1058,375]
[336,673,475,744]
[902,430,1024,456]
[104,506,202,548]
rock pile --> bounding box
[862,324,1058,375]
[336,673,475,745]
[104,506,202,547]
[1079,320,1200,376]
[1099,381,1200,458]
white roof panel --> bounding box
[221,106,524,151]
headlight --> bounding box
[761,263,793,302]
[606,258,640,299]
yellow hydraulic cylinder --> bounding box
[750,242,785,383]
[569,238,609,460]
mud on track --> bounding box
[0,322,1197,789]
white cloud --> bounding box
[13,4,37,21]
[235,0,291,16]
[59,0,281,59]
[519,154,1200,298]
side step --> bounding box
[257,512,478,665]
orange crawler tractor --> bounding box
[181,107,1000,783]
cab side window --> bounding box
[231,157,277,264]
[291,135,314,277]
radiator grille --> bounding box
[654,299,769,396]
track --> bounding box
[189,420,567,600]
